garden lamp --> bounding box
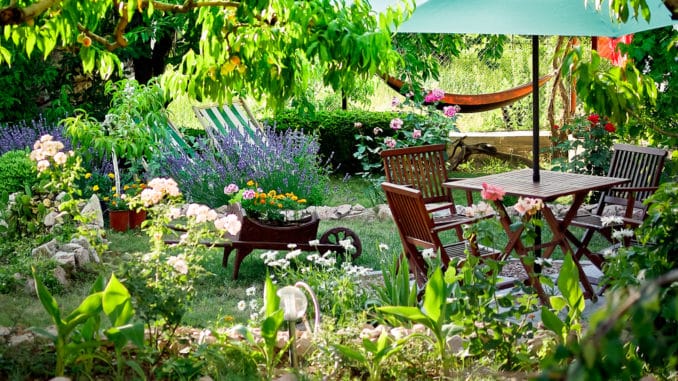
[277,285,308,367]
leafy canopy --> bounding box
[0,0,409,108]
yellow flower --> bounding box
[92,185,100,192]
[112,186,116,191]
[108,173,115,179]
[247,180,255,187]
[298,199,307,204]
[123,185,130,190]
[103,196,110,201]
[84,173,92,179]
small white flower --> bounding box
[379,243,389,251]
[250,312,260,321]
[237,300,247,311]
[612,228,635,240]
[601,216,624,227]
[287,243,298,249]
[422,248,436,260]
[308,239,320,246]
[339,239,354,251]
[249,299,259,311]
[246,286,256,297]
[285,249,302,260]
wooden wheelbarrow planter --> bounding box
[166,205,362,280]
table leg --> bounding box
[542,194,598,302]
[493,201,551,306]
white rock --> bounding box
[32,239,58,258]
[335,204,352,217]
[43,211,60,227]
[53,266,69,287]
[74,247,91,266]
[53,252,76,269]
[80,194,104,228]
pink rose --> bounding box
[224,183,239,195]
[373,127,383,135]
[443,105,458,118]
[424,89,444,103]
[384,137,396,148]
[412,129,421,139]
[242,189,256,200]
[390,118,403,130]
[391,97,400,107]
[480,182,505,201]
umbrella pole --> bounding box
[532,35,540,184]
[532,36,542,261]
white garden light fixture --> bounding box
[277,285,309,368]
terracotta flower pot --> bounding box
[129,209,147,229]
[109,210,130,232]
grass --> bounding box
[0,168,612,330]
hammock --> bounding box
[385,74,554,113]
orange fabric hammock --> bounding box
[385,74,554,113]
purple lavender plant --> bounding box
[153,125,330,207]
[0,116,72,155]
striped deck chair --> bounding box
[149,120,196,157]
[192,99,264,146]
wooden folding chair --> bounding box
[382,182,500,287]
[380,144,487,241]
[564,143,668,269]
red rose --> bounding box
[553,124,560,130]
[587,114,600,124]
[604,123,616,133]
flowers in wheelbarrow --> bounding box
[224,181,308,224]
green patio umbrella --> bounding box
[395,0,675,182]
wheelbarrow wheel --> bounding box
[319,227,362,260]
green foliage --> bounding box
[63,78,170,166]
[622,27,678,149]
[262,247,371,325]
[231,275,286,381]
[354,92,460,176]
[0,150,36,204]
[369,248,418,327]
[550,113,617,177]
[541,182,678,380]
[269,109,401,174]
[564,48,657,127]
[31,269,143,377]
[333,330,408,381]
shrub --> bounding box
[151,126,329,208]
[0,116,71,155]
[267,110,405,174]
[0,150,37,201]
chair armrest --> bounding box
[431,218,474,234]
[610,186,659,193]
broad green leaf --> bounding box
[422,267,444,323]
[260,309,284,345]
[32,267,63,327]
[26,33,36,57]
[557,254,585,313]
[0,45,11,64]
[540,306,564,336]
[103,273,134,326]
[378,306,431,327]
[64,293,103,327]
[333,344,366,362]
[263,273,279,316]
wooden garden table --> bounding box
[444,169,629,305]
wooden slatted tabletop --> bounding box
[444,169,629,201]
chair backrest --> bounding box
[602,143,668,212]
[380,144,454,206]
[381,182,445,271]
[193,99,263,145]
